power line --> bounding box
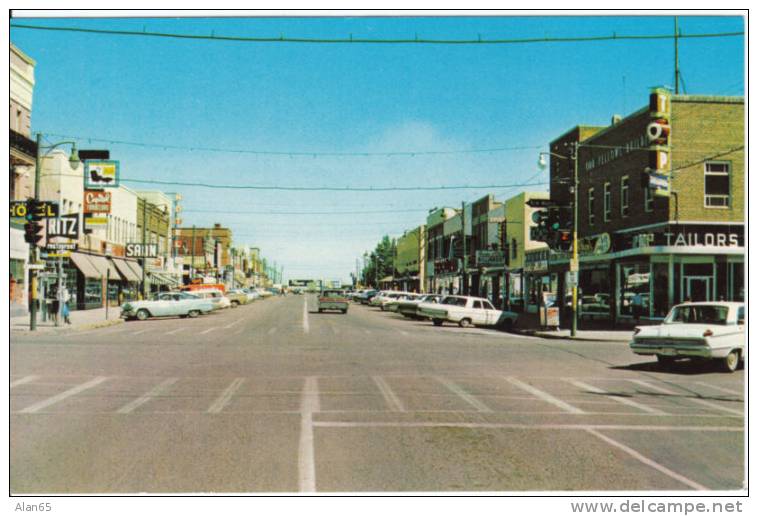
[182,208,428,215]
[42,132,541,158]
[10,22,745,45]
[122,177,548,192]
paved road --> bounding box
[10,295,744,493]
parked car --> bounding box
[121,292,213,320]
[256,288,273,298]
[382,292,420,312]
[630,301,745,372]
[318,290,349,314]
[355,289,378,304]
[225,289,249,307]
[396,294,444,319]
[194,289,231,310]
[370,291,397,307]
[417,295,519,329]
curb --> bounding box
[515,330,631,343]
[11,318,123,334]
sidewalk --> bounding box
[10,306,124,334]
[517,328,633,342]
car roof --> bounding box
[674,301,743,308]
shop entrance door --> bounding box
[686,276,711,302]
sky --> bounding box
[10,12,745,282]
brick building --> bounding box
[547,89,744,326]
[173,224,233,283]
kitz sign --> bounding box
[126,243,158,258]
[47,214,80,238]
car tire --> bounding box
[318,308,323,313]
[188,309,200,318]
[342,309,348,314]
[136,309,150,321]
[231,300,239,308]
[656,355,676,368]
[432,319,444,327]
[458,318,472,328]
[501,319,514,331]
[721,350,740,373]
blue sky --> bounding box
[10,14,745,281]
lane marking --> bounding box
[507,377,585,414]
[102,328,128,335]
[302,299,310,334]
[313,421,742,432]
[223,319,243,329]
[687,398,744,417]
[233,328,245,335]
[10,375,38,388]
[585,428,707,490]
[298,376,319,493]
[268,327,278,335]
[569,379,667,416]
[117,377,178,414]
[200,327,218,335]
[364,329,371,335]
[372,376,405,412]
[166,327,186,335]
[398,330,409,336]
[132,329,149,336]
[628,379,678,396]
[695,382,743,397]
[434,376,492,413]
[207,378,245,414]
[19,376,109,413]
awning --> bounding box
[125,259,144,281]
[112,258,141,283]
[70,252,101,279]
[87,255,119,280]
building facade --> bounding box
[174,224,233,284]
[394,225,426,292]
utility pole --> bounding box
[461,201,467,295]
[29,133,42,331]
[191,225,196,281]
[141,199,147,299]
[571,142,580,338]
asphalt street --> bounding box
[10,294,745,493]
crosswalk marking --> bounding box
[434,376,492,413]
[688,398,743,416]
[695,382,742,397]
[299,376,319,493]
[117,377,179,414]
[569,379,667,416]
[19,377,109,413]
[10,375,38,389]
[507,377,585,414]
[207,378,245,414]
[372,376,405,412]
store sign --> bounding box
[434,258,460,274]
[84,190,112,214]
[46,242,77,252]
[47,214,80,238]
[476,250,505,267]
[84,160,120,188]
[126,243,158,258]
[84,213,108,232]
[10,200,59,219]
[623,225,744,250]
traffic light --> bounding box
[530,209,550,242]
[555,230,572,252]
[24,221,44,245]
[25,197,40,222]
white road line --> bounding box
[398,330,409,336]
[233,328,245,335]
[569,379,667,416]
[132,329,149,336]
[200,327,218,335]
[19,376,109,414]
[117,377,178,414]
[372,376,405,412]
[434,376,492,413]
[102,328,128,335]
[687,398,744,416]
[10,375,38,389]
[299,376,319,493]
[207,378,245,414]
[268,327,277,335]
[223,319,242,329]
[302,299,310,334]
[695,382,743,397]
[628,379,678,396]
[313,421,741,433]
[507,377,585,414]
[364,329,371,334]
[585,428,707,490]
[165,327,186,335]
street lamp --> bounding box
[538,142,580,338]
[29,135,80,330]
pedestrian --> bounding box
[61,286,72,325]
[50,286,60,325]
[631,291,644,322]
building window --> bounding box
[621,176,629,217]
[704,161,730,208]
[603,182,612,221]
[511,238,517,260]
[588,188,595,226]
[644,185,653,212]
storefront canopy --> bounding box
[112,258,141,283]
[87,255,120,280]
[70,252,101,279]
[125,259,144,282]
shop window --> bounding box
[84,278,103,309]
[577,265,611,320]
[652,263,669,318]
[644,186,653,212]
[603,182,611,221]
[511,238,517,260]
[621,176,629,217]
[588,188,595,225]
[704,161,730,208]
[619,262,650,319]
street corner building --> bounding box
[542,89,743,327]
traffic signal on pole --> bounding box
[24,220,44,245]
[530,209,550,243]
[25,197,40,222]
[555,230,572,252]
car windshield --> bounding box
[666,305,730,325]
[440,296,467,307]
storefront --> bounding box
[550,223,744,326]
[433,258,461,295]
[523,249,552,314]
[10,226,28,309]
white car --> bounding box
[256,288,273,298]
[193,289,231,310]
[630,301,745,372]
[379,292,415,311]
[395,294,444,319]
[369,291,393,307]
[417,295,519,330]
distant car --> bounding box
[396,294,443,319]
[354,289,378,304]
[630,302,745,372]
[256,288,273,298]
[194,289,231,310]
[417,295,519,330]
[226,289,250,307]
[318,290,349,314]
[382,292,420,312]
[121,292,213,320]
[370,291,396,307]
[241,288,260,302]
